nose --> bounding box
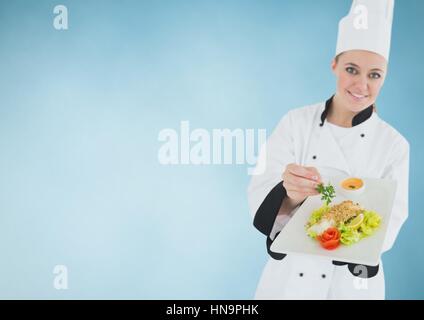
[354,74,369,93]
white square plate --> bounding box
[270,175,397,266]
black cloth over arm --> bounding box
[253,181,287,261]
[253,181,286,236]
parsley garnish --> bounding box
[316,183,336,206]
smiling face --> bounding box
[331,50,388,113]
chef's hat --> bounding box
[336,0,395,61]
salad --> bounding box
[305,183,382,250]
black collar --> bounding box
[320,95,374,127]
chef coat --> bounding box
[247,96,409,299]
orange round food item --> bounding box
[317,227,341,250]
[341,178,364,191]
[321,239,340,250]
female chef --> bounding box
[248,0,409,299]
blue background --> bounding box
[0,0,422,299]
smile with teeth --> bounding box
[347,90,368,100]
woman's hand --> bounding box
[282,163,322,208]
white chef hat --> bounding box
[336,0,395,61]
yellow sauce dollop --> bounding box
[341,178,364,190]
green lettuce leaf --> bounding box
[307,204,330,226]
[339,224,361,245]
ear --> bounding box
[331,59,337,74]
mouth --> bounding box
[347,90,369,102]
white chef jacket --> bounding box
[247,97,409,300]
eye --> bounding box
[346,67,358,75]
[369,72,381,79]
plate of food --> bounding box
[270,175,397,266]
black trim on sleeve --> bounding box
[252,181,289,261]
[332,261,380,279]
[266,232,287,261]
[253,181,286,236]
[252,182,307,261]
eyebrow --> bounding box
[345,63,384,73]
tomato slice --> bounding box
[320,228,338,240]
[327,228,340,237]
[320,239,340,250]
[316,227,341,250]
[322,232,333,241]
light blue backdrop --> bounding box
[0,0,422,299]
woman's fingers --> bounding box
[304,166,322,183]
[284,181,319,195]
[283,164,322,202]
[287,163,320,182]
[284,172,320,190]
